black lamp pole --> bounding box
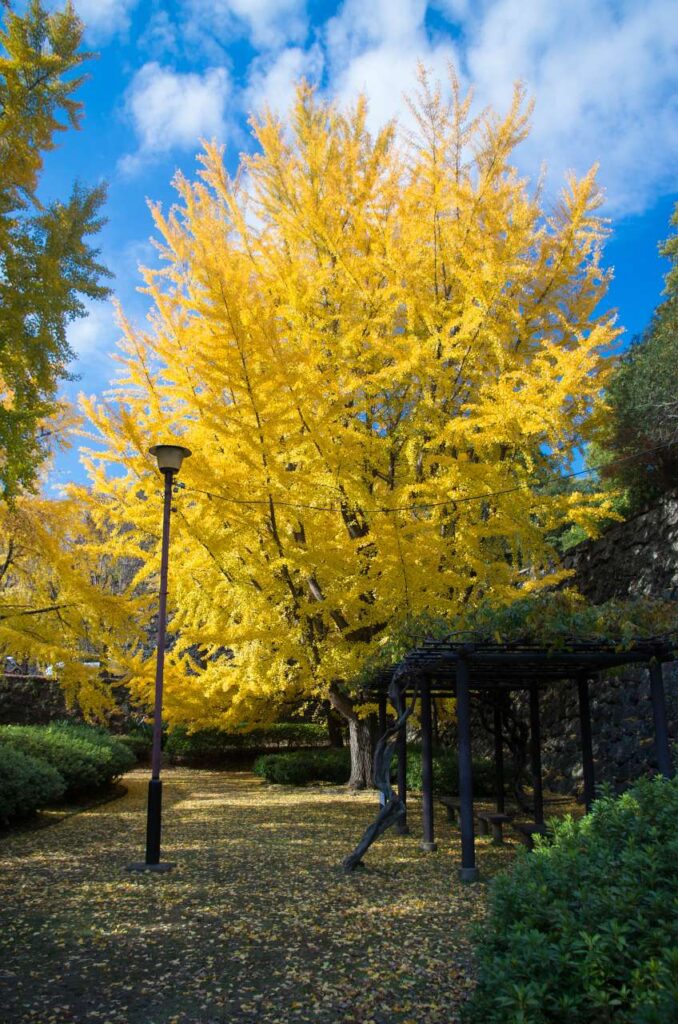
[128,443,191,873]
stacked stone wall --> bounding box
[0,675,138,732]
[0,676,74,726]
[540,490,678,794]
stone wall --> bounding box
[0,676,76,726]
[562,489,678,602]
[0,675,138,731]
[539,662,677,795]
[539,490,678,795]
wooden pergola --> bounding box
[366,637,675,881]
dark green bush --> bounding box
[254,748,351,785]
[0,742,65,823]
[117,730,153,761]
[0,723,134,795]
[166,722,329,765]
[464,775,678,1023]
[401,746,511,797]
[45,723,135,778]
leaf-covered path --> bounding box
[0,769,514,1023]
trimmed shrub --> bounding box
[45,723,135,778]
[254,748,351,785]
[464,774,678,1023]
[0,742,65,823]
[402,746,512,798]
[0,723,134,796]
[117,731,152,761]
[166,722,329,765]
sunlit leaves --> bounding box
[82,69,618,728]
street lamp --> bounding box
[128,442,191,873]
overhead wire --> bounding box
[180,439,677,517]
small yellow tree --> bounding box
[82,72,618,782]
[0,496,139,717]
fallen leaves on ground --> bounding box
[0,769,516,1023]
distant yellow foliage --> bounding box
[0,497,139,717]
[80,70,619,727]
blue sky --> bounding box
[33,0,677,488]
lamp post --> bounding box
[128,443,191,873]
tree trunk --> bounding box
[324,703,344,748]
[347,714,378,789]
[329,684,378,789]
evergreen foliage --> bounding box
[0,739,64,822]
[254,748,351,785]
[599,202,678,512]
[402,747,510,797]
[465,775,678,1023]
[0,722,134,795]
[0,0,111,498]
[166,722,330,765]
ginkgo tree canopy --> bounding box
[0,495,137,717]
[81,71,619,729]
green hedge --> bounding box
[117,729,153,761]
[464,775,678,1023]
[0,723,135,796]
[402,746,513,798]
[0,742,65,824]
[253,745,509,793]
[254,748,351,785]
[166,722,329,765]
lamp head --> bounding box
[149,443,192,474]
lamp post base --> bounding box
[126,861,175,873]
[458,866,479,883]
[145,778,163,863]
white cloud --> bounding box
[138,9,180,58]
[72,0,139,41]
[456,0,678,213]
[120,62,230,174]
[326,0,428,59]
[309,0,677,215]
[68,301,118,359]
[333,42,459,136]
[246,44,324,119]
[322,0,459,136]
[183,0,308,51]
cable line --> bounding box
[181,439,677,517]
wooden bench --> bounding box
[439,797,461,824]
[476,812,512,845]
[440,799,512,844]
[512,822,551,851]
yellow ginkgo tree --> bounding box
[81,71,619,784]
[0,494,140,718]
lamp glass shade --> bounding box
[149,444,192,473]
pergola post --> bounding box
[395,724,411,835]
[456,658,478,881]
[649,660,674,779]
[577,674,596,813]
[529,686,544,825]
[376,695,388,807]
[395,721,409,835]
[493,700,505,814]
[420,679,437,851]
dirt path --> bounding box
[0,768,514,1024]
